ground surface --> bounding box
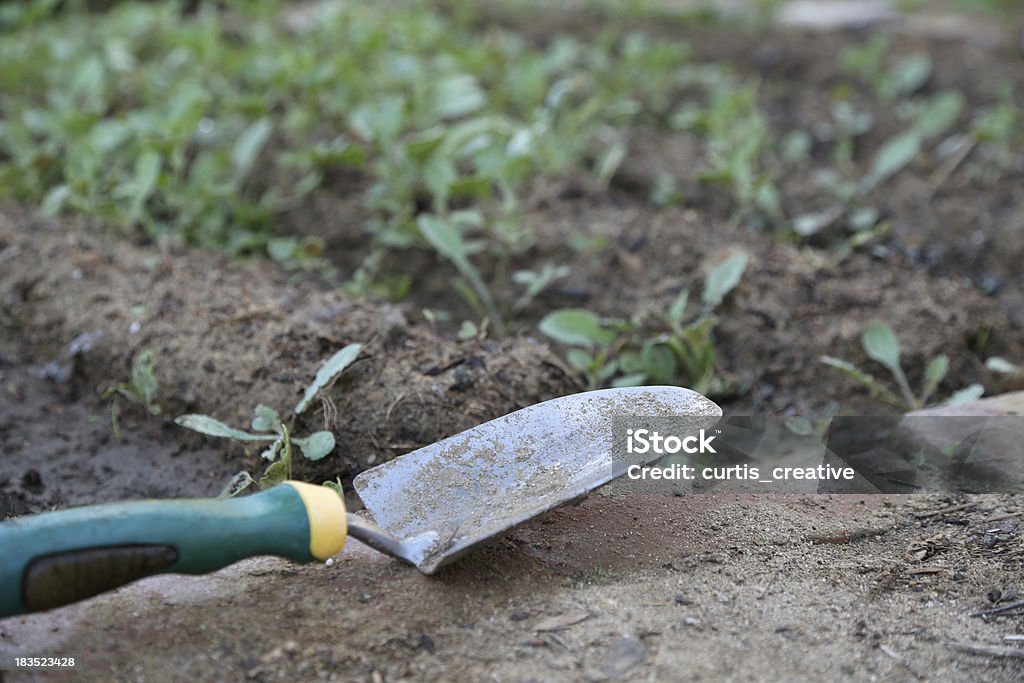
[2,1,1024,681]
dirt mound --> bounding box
[517,181,1024,412]
[0,207,579,486]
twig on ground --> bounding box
[914,502,974,519]
[984,511,1023,524]
[970,600,1024,618]
[952,642,1024,659]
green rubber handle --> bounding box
[0,485,317,618]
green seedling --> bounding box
[821,322,983,410]
[176,344,361,490]
[95,348,160,444]
[99,348,162,444]
[458,317,490,342]
[861,90,965,193]
[783,403,840,440]
[539,308,622,389]
[840,36,932,102]
[101,349,161,416]
[511,263,570,313]
[829,101,875,167]
[417,211,505,335]
[676,81,782,226]
[539,251,748,395]
[967,84,1023,175]
[796,86,963,247]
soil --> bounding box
[2,2,1024,682]
[0,206,580,500]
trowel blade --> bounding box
[352,387,721,573]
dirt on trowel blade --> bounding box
[352,386,722,572]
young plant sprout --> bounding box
[821,322,982,411]
[538,251,748,395]
[176,344,362,491]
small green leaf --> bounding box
[448,175,493,200]
[618,350,644,375]
[130,150,161,218]
[820,355,904,408]
[323,478,344,496]
[435,74,486,119]
[131,350,159,414]
[260,438,283,461]
[41,185,71,216]
[406,127,446,162]
[668,290,689,327]
[848,207,879,232]
[251,404,281,433]
[920,355,949,405]
[595,139,626,187]
[884,53,932,99]
[538,309,615,348]
[912,90,964,140]
[864,131,920,191]
[943,384,984,407]
[642,341,677,384]
[232,118,273,183]
[595,359,620,384]
[217,471,255,499]
[296,431,335,461]
[793,206,842,237]
[295,344,362,415]
[783,417,815,437]
[702,252,748,310]
[266,237,298,262]
[417,214,467,264]
[566,349,593,373]
[259,458,289,489]
[986,357,1024,376]
[862,321,901,373]
[175,414,277,442]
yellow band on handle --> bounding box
[284,481,347,561]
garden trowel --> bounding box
[0,387,720,617]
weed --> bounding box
[783,403,840,440]
[458,318,490,342]
[176,344,361,490]
[673,80,782,227]
[967,84,1023,174]
[821,322,983,410]
[539,252,748,395]
[861,90,965,193]
[101,349,161,416]
[840,36,932,102]
[417,211,504,334]
[511,263,570,314]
